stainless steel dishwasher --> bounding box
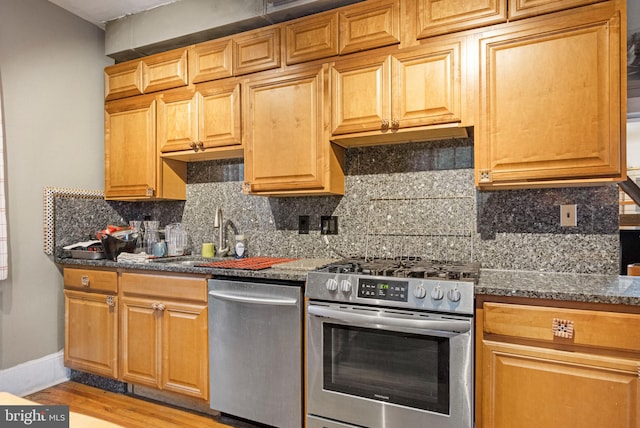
[208,278,303,428]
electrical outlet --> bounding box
[320,216,338,235]
[298,215,309,234]
[560,204,577,227]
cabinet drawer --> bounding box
[121,272,207,303]
[483,302,640,353]
[64,268,117,293]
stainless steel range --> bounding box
[306,257,478,428]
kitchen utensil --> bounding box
[99,229,139,261]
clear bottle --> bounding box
[234,235,247,259]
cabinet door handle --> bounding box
[151,303,158,310]
[190,141,198,152]
[552,318,574,339]
[381,119,389,130]
[81,275,90,287]
[197,141,204,151]
[157,303,166,312]
[391,118,400,129]
[106,296,115,307]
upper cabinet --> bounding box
[105,94,186,200]
[338,0,401,54]
[158,79,243,162]
[243,64,345,196]
[190,27,281,84]
[415,0,507,40]
[507,0,605,20]
[330,35,470,147]
[475,1,625,189]
[104,47,189,101]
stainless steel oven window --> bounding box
[322,323,450,414]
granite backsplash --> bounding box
[53,137,619,274]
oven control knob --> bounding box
[326,278,338,292]
[430,285,444,301]
[413,285,426,299]
[447,287,462,302]
[340,280,352,293]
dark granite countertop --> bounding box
[56,256,309,283]
[477,269,640,306]
[57,257,640,306]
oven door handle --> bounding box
[209,290,298,306]
[307,305,471,333]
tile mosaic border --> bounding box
[43,187,103,255]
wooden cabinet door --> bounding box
[64,290,118,379]
[141,48,189,94]
[393,37,464,129]
[190,39,233,84]
[158,87,198,153]
[161,302,208,400]
[104,94,157,199]
[331,54,391,135]
[233,27,281,76]
[243,65,331,194]
[339,0,400,54]
[120,297,161,388]
[104,61,144,101]
[475,3,624,188]
[286,11,339,65]
[416,0,506,39]
[508,0,604,21]
[198,79,241,150]
[481,340,640,428]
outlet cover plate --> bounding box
[560,204,577,227]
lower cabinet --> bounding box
[120,272,209,400]
[63,268,119,379]
[64,289,118,379]
[63,268,209,402]
[477,300,640,428]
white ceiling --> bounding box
[47,0,178,28]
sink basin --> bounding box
[149,256,227,266]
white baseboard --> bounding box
[0,350,70,396]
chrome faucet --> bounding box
[214,207,228,256]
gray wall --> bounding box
[0,0,111,370]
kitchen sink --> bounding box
[148,256,227,266]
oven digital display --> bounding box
[358,278,408,302]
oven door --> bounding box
[307,302,473,428]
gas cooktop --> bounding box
[315,257,480,282]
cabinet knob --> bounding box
[151,303,158,310]
[197,141,205,151]
[190,142,199,152]
[391,119,400,129]
[381,119,389,130]
[157,303,166,312]
[106,296,115,307]
[145,187,155,197]
[81,275,90,287]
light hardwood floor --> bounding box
[26,382,262,428]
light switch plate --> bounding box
[560,204,577,227]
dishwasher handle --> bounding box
[308,304,471,333]
[209,290,298,306]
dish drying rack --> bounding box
[363,196,475,263]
